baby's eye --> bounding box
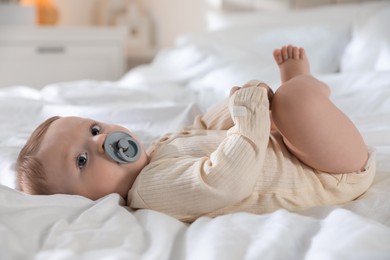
[91,124,101,136]
[77,153,88,169]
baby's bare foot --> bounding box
[273,45,310,83]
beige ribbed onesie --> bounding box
[128,80,376,222]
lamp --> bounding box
[20,0,58,25]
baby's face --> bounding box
[36,116,148,200]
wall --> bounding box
[141,0,208,47]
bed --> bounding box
[1,1,390,259]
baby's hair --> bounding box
[15,116,60,195]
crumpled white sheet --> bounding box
[1,70,390,259]
[1,184,389,260]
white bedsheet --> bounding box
[1,71,389,260]
[1,2,390,259]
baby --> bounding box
[16,45,376,222]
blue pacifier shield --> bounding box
[104,131,141,164]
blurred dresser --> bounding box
[0,27,127,88]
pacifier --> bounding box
[104,131,141,163]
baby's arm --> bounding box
[191,98,234,130]
[191,81,273,131]
[129,82,271,221]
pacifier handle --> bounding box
[104,131,141,164]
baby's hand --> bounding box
[229,86,241,97]
[229,82,274,103]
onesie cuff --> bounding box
[229,82,269,115]
[227,81,270,145]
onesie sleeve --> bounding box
[128,81,271,221]
[190,99,234,130]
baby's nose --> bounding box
[92,134,106,155]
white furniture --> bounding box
[0,4,35,26]
[0,26,127,88]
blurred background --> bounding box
[0,0,361,87]
[0,0,209,56]
[0,0,212,86]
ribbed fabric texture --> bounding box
[128,80,376,222]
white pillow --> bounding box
[179,24,350,86]
[341,6,390,72]
[207,2,387,31]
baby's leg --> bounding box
[271,45,368,173]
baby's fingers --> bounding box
[230,86,241,96]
